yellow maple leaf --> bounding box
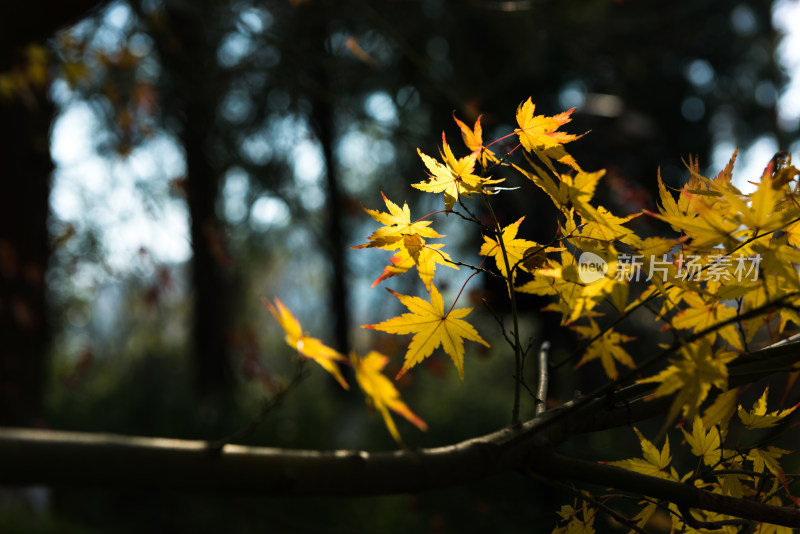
[740,174,781,231]
[364,285,489,380]
[573,320,635,380]
[517,161,604,218]
[353,192,443,250]
[552,502,596,534]
[414,133,503,211]
[637,339,734,425]
[708,165,800,234]
[371,234,457,292]
[670,293,743,350]
[351,350,427,443]
[515,98,581,150]
[738,387,798,429]
[681,416,722,467]
[263,297,349,390]
[650,182,741,250]
[479,216,541,283]
[515,98,584,171]
[534,246,627,323]
[655,169,685,225]
[609,428,675,481]
[453,113,496,166]
[748,446,792,476]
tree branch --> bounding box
[0,423,529,495]
[2,421,800,527]
[3,338,800,523]
[529,451,800,528]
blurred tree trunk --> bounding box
[0,62,53,426]
[0,0,113,431]
[308,40,350,356]
[184,95,235,397]
[150,1,235,397]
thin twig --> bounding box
[441,257,501,278]
[483,193,525,425]
[536,341,550,415]
[481,298,516,348]
[449,208,484,226]
[209,360,309,452]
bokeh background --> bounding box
[2,0,800,532]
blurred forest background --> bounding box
[1,0,799,532]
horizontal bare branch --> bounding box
[2,420,800,527]
[2,338,800,524]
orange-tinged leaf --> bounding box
[414,134,503,211]
[515,97,582,152]
[453,113,495,166]
[263,297,349,389]
[371,236,457,292]
[354,192,443,249]
[364,285,489,380]
[515,98,584,171]
[738,387,798,429]
[352,350,427,443]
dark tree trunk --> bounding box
[151,1,235,396]
[311,97,350,355]
[184,100,235,396]
[0,65,53,426]
[306,13,350,356]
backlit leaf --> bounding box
[352,350,427,443]
[738,387,798,429]
[364,285,489,380]
[264,297,349,389]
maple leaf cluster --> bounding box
[605,394,799,534]
[263,98,800,533]
[263,98,592,442]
